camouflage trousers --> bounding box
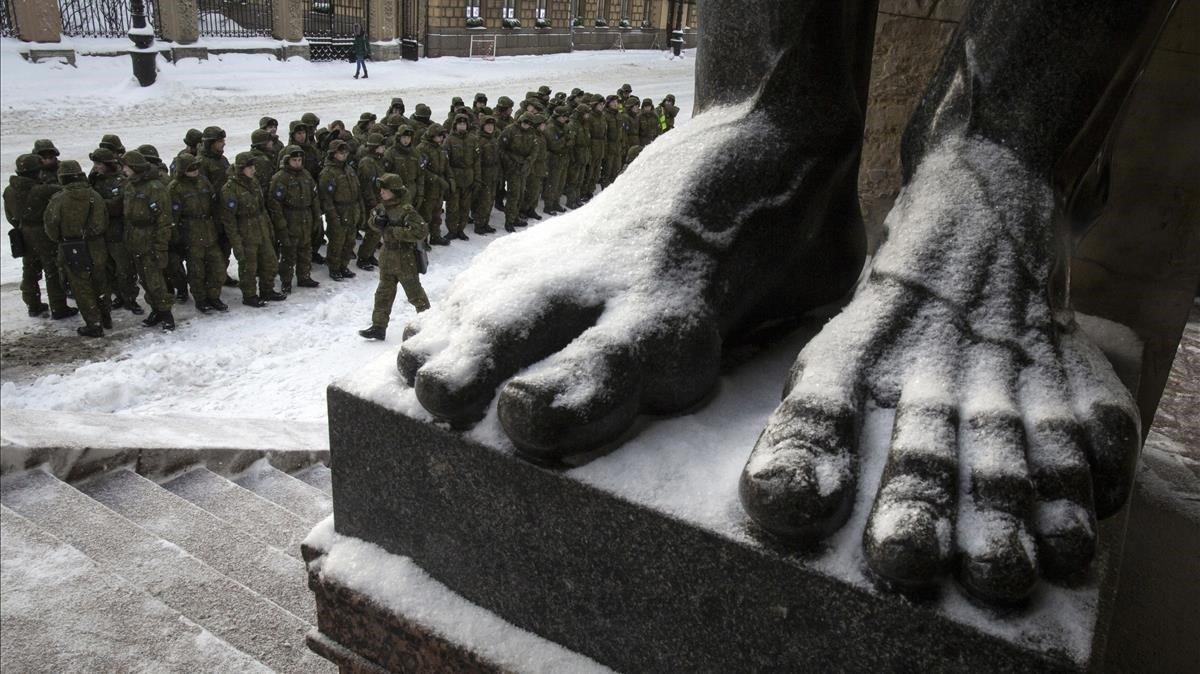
[472,169,499,230]
[522,169,546,213]
[235,238,279,299]
[503,171,527,225]
[602,142,623,186]
[372,268,429,328]
[588,142,606,194]
[278,215,314,284]
[543,154,568,211]
[128,232,172,313]
[60,238,111,328]
[418,186,445,239]
[187,240,226,301]
[565,149,590,205]
[19,225,69,314]
[356,221,381,265]
[445,179,474,236]
[106,239,140,305]
[326,202,362,272]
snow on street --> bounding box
[0,43,695,421]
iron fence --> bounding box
[59,0,162,38]
[303,0,368,61]
[1,0,18,38]
[199,0,274,38]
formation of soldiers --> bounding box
[3,83,681,340]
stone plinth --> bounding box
[24,47,75,65]
[315,318,1142,673]
[13,0,63,43]
[158,0,200,44]
[272,0,304,42]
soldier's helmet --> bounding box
[282,145,305,159]
[289,120,308,135]
[328,139,349,154]
[474,92,488,104]
[315,127,331,143]
[202,126,227,142]
[259,116,279,130]
[620,83,632,93]
[184,128,204,146]
[123,150,150,171]
[365,133,384,148]
[554,92,567,101]
[301,112,321,128]
[99,134,125,153]
[378,173,406,192]
[554,105,570,118]
[496,96,514,109]
[425,123,445,140]
[251,129,273,147]
[537,85,552,97]
[413,103,432,119]
[233,152,257,169]
[175,154,200,174]
[359,112,377,122]
[605,94,620,104]
[57,160,85,179]
[15,154,41,175]
[135,145,162,165]
[529,113,547,126]
[571,87,583,97]
[33,139,60,156]
[90,147,119,165]
[398,125,415,139]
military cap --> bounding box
[517,113,533,125]
[642,97,654,107]
[605,94,620,104]
[338,129,354,142]
[397,125,416,138]
[453,113,470,125]
[451,96,465,107]
[528,113,547,125]
[554,91,567,100]
[184,128,203,146]
[626,95,640,107]
[202,126,227,141]
[664,94,676,104]
[15,154,41,174]
[537,85,552,97]
[480,115,496,127]
[473,92,488,104]
[365,132,384,148]
[571,87,583,97]
[328,139,349,154]
[57,160,85,178]
[496,96,514,109]
[315,127,331,141]
[301,112,320,128]
[251,129,273,147]
[288,120,308,134]
[378,173,406,192]
[174,153,200,173]
[359,112,377,122]
[620,83,632,93]
[282,144,305,158]
[413,103,432,119]
[233,151,257,169]
[575,103,591,115]
[99,134,125,153]
[33,139,60,156]
[122,150,150,170]
[389,97,405,110]
[259,116,279,129]
[426,123,445,138]
[89,147,118,164]
[135,144,161,163]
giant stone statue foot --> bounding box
[399,99,866,462]
[739,134,1141,606]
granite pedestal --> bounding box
[314,319,1142,672]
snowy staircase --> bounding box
[0,460,337,673]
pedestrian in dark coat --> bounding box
[353,25,369,80]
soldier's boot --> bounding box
[196,298,213,314]
[312,251,326,265]
[126,300,145,315]
[77,325,104,338]
[51,307,80,320]
[243,295,267,308]
[340,267,357,279]
[142,310,162,327]
[429,235,450,246]
[454,231,470,241]
[262,289,288,302]
[209,297,229,312]
[101,308,113,330]
[298,277,321,288]
[224,274,240,288]
[359,325,387,341]
[159,311,176,332]
[330,269,345,281]
[368,255,380,266]
[356,259,377,271]
[474,225,493,235]
[281,280,293,295]
[27,302,49,318]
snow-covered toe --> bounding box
[739,135,1140,606]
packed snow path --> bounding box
[0,45,696,420]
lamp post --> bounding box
[128,0,157,86]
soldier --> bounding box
[99,134,126,158]
[169,154,227,313]
[355,133,388,270]
[281,120,322,180]
[638,97,659,147]
[586,97,608,200]
[88,147,140,314]
[32,139,61,184]
[564,103,592,210]
[472,92,488,116]
[169,129,204,178]
[445,113,480,242]
[471,115,500,235]
[622,95,641,159]
[521,113,548,222]
[196,125,236,287]
[494,96,515,131]
[358,174,430,340]
[416,123,451,246]
[260,117,285,158]
[660,94,679,132]
[382,125,423,208]
[121,150,175,330]
[353,112,378,140]
[498,113,535,233]
[44,160,110,337]
[4,154,74,319]
[542,105,573,215]
[601,95,625,187]
[537,85,552,107]
[383,98,408,128]
[301,112,321,135]
[267,145,322,293]
[249,129,277,194]
[409,103,433,139]
[222,152,286,307]
[138,144,188,303]
[318,140,364,280]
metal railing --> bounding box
[303,0,368,61]
[198,0,274,38]
[58,0,162,38]
[0,0,18,38]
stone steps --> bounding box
[0,462,336,673]
[235,461,333,523]
[292,463,333,496]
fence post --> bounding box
[273,0,304,42]
[13,0,63,42]
[159,0,199,44]
[368,0,400,60]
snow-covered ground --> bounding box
[0,41,696,419]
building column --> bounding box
[13,0,62,43]
[273,0,305,41]
[159,0,199,44]
[369,0,398,41]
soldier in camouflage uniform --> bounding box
[260,117,285,158]
[249,130,277,194]
[622,95,641,159]
[521,113,548,222]
[169,154,227,313]
[542,106,574,215]
[318,140,364,280]
[99,134,125,158]
[445,113,480,242]
[32,139,61,184]
[601,95,626,187]
[382,125,423,208]
[660,94,679,132]
[4,154,74,319]
[121,151,176,330]
[564,103,592,209]
[137,143,189,303]
[44,160,110,337]
[87,147,140,314]
[638,98,659,147]
[408,103,434,139]
[355,133,388,270]
[358,173,430,341]
[196,126,236,287]
[586,97,608,200]
[169,129,204,178]
[499,113,535,233]
[222,152,286,307]
[354,112,378,140]
[267,146,322,293]
[471,116,500,235]
[494,97,515,131]
[383,98,409,129]
[416,124,451,246]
